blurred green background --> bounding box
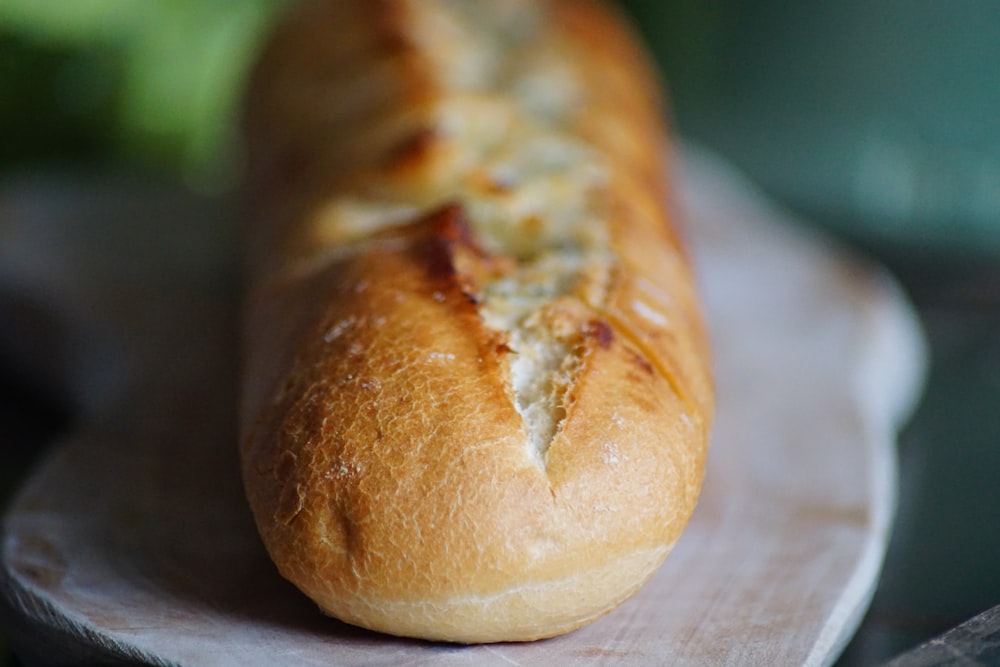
[2,1,999,665]
[0,0,283,188]
[3,0,998,260]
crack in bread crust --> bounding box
[295,1,616,463]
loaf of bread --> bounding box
[239,0,714,643]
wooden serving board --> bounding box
[0,149,925,666]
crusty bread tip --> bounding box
[239,0,714,643]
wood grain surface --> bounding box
[887,603,1000,667]
[0,148,926,666]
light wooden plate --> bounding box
[0,149,926,666]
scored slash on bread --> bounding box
[239,0,713,642]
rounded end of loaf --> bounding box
[301,546,674,644]
[243,357,705,643]
[240,224,709,642]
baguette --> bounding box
[239,0,714,643]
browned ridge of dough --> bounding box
[239,0,714,643]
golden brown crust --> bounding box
[240,0,713,643]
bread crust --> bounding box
[240,0,713,643]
